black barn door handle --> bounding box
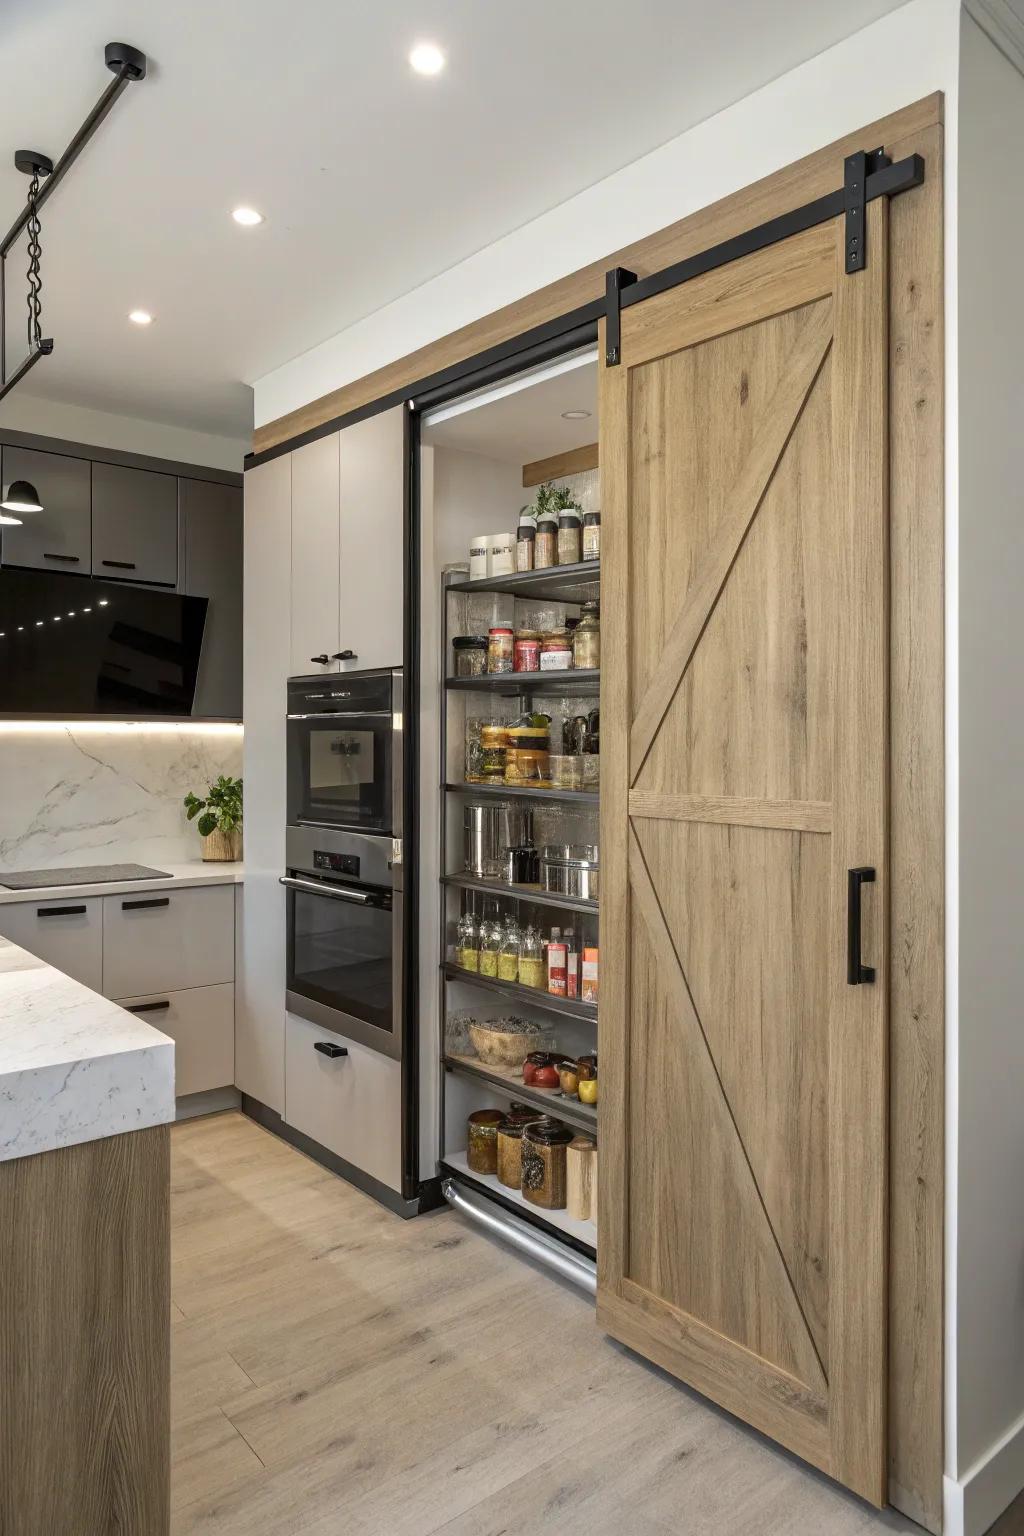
[847,867,876,985]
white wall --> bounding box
[0,392,248,474]
[254,0,959,430]
[948,13,1024,1533]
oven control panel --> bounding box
[314,849,361,877]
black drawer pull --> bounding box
[43,552,80,563]
[125,1000,170,1014]
[847,867,877,985]
[314,1041,348,1059]
[121,896,170,911]
[101,558,136,570]
[331,650,357,661]
[38,904,87,918]
[310,654,330,665]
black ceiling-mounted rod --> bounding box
[603,150,925,364]
[0,40,147,403]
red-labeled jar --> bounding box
[514,630,541,672]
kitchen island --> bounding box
[0,934,175,1535]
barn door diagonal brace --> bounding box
[844,147,890,273]
[603,149,924,363]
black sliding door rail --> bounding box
[0,42,147,402]
[246,149,925,467]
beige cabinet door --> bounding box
[598,208,889,1502]
[338,405,405,673]
[290,433,341,675]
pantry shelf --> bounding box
[445,781,600,806]
[444,1053,598,1134]
[442,872,597,915]
[446,559,601,605]
[443,963,598,1024]
[446,670,600,696]
[441,1150,597,1253]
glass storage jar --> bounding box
[467,1108,506,1175]
[539,631,573,671]
[535,512,558,569]
[572,602,600,671]
[514,630,541,673]
[478,910,503,978]
[452,635,488,677]
[557,511,582,566]
[456,911,480,972]
[519,926,546,991]
[498,916,521,982]
[496,1116,529,1189]
[582,511,601,561]
[487,627,514,674]
[521,1117,575,1208]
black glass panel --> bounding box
[0,568,208,715]
[289,886,393,1034]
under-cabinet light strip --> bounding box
[420,346,598,428]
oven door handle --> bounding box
[286,710,392,721]
[279,875,374,905]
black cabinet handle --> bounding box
[310,654,330,665]
[43,552,80,563]
[314,1041,348,1059]
[101,559,136,570]
[38,904,87,918]
[125,1000,170,1014]
[847,867,877,985]
[331,650,357,661]
[121,896,170,911]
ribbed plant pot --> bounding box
[200,826,242,862]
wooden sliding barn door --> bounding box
[598,204,889,1503]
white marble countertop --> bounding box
[0,935,175,1163]
[0,860,244,905]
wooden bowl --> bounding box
[469,1022,553,1068]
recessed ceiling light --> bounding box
[232,206,263,227]
[98,599,109,606]
[409,41,445,76]
[128,309,153,326]
[561,409,592,420]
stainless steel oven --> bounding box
[286,669,402,835]
[281,824,402,1059]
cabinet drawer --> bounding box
[117,984,234,1099]
[285,1013,402,1194]
[0,897,102,991]
[103,884,234,998]
[91,462,178,586]
[0,446,91,572]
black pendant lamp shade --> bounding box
[0,479,43,513]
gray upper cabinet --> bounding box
[91,462,178,585]
[0,446,91,572]
[180,477,243,718]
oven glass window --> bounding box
[290,715,391,832]
[289,885,393,1035]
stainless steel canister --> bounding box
[540,843,600,900]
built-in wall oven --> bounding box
[283,668,404,1060]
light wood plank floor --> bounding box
[171,1112,921,1535]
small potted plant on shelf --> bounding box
[183,775,243,862]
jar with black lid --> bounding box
[583,511,601,561]
[557,510,582,566]
[452,635,488,678]
[467,1108,506,1175]
[521,1116,575,1209]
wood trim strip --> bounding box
[522,442,598,487]
[628,790,832,833]
[628,825,828,1396]
[628,299,834,782]
[604,1279,830,1466]
[252,95,942,456]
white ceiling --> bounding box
[423,351,598,464]
[0,0,906,441]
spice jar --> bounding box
[496,1116,529,1189]
[535,511,558,569]
[516,517,536,572]
[583,511,601,562]
[514,630,541,673]
[452,635,488,678]
[557,510,582,566]
[487,626,514,674]
[466,1108,506,1175]
[539,631,573,672]
[521,1117,574,1209]
[572,602,600,671]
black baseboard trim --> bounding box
[416,1174,446,1214]
[240,1094,421,1219]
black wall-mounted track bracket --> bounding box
[604,266,637,366]
[844,147,890,273]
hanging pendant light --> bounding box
[0,479,43,514]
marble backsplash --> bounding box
[0,725,244,874]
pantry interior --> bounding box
[418,345,602,1264]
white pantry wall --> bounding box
[947,12,1024,1535]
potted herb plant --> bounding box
[183,775,243,862]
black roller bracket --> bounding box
[105,41,148,80]
[844,147,890,274]
[604,266,637,366]
[14,151,53,178]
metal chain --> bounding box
[25,172,42,351]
